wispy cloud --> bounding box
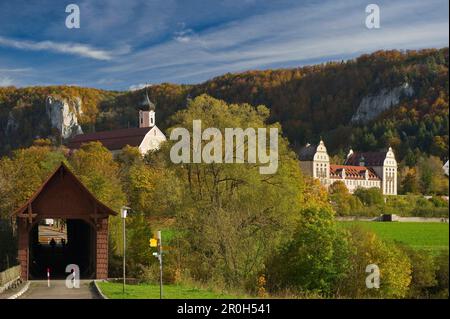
[0,0,447,89]
[0,36,117,60]
[0,76,14,86]
[0,67,31,73]
[99,0,449,84]
[173,23,196,43]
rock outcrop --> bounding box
[46,96,83,139]
[4,112,18,134]
[351,83,414,123]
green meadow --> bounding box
[338,221,449,252]
[97,281,242,299]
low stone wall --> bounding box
[397,217,449,223]
[0,265,21,293]
[336,217,378,222]
[336,216,449,223]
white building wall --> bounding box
[330,178,381,193]
[313,141,330,186]
[139,126,167,155]
[382,147,397,195]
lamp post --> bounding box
[121,206,130,295]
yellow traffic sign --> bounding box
[149,238,158,247]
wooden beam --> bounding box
[17,213,37,219]
[27,204,34,224]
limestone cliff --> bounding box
[45,96,83,139]
[351,83,414,123]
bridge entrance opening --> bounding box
[14,163,116,280]
[29,218,96,279]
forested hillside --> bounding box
[1,48,448,165]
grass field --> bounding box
[97,281,242,299]
[338,222,449,251]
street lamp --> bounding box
[121,206,130,295]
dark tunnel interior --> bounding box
[29,219,96,279]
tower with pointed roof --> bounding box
[68,90,167,156]
[139,91,156,128]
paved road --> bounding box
[39,225,67,244]
[19,280,99,299]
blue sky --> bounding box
[0,0,448,90]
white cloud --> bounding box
[99,0,448,85]
[0,76,14,86]
[0,36,117,60]
[0,67,31,73]
[173,23,196,43]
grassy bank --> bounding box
[338,221,449,251]
[97,281,243,299]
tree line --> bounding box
[1,95,448,298]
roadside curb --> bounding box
[7,281,30,299]
[93,280,108,299]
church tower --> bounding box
[139,91,156,128]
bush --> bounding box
[400,246,438,298]
[433,250,449,298]
[429,196,449,208]
[336,226,412,298]
[266,206,351,295]
[354,187,384,206]
[411,207,449,218]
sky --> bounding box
[0,0,448,91]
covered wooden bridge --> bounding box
[12,163,117,280]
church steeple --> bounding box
[139,90,156,128]
[142,90,156,111]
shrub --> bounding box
[266,206,352,295]
[336,226,412,298]
[354,187,384,206]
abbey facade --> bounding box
[299,140,397,195]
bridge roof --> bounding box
[12,162,117,218]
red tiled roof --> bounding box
[67,127,151,151]
[330,164,380,180]
[345,151,387,166]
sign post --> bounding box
[158,231,163,299]
[151,231,163,299]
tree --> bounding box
[417,156,449,195]
[0,142,67,218]
[125,213,155,277]
[354,187,384,206]
[400,246,438,298]
[329,180,348,195]
[266,206,351,295]
[329,181,362,216]
[68,141,126,256]
[166,95,305,289]
[338,226,412,298]
[400,167,420,194]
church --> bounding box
[68,92,167,155]
[299,140,397,195]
